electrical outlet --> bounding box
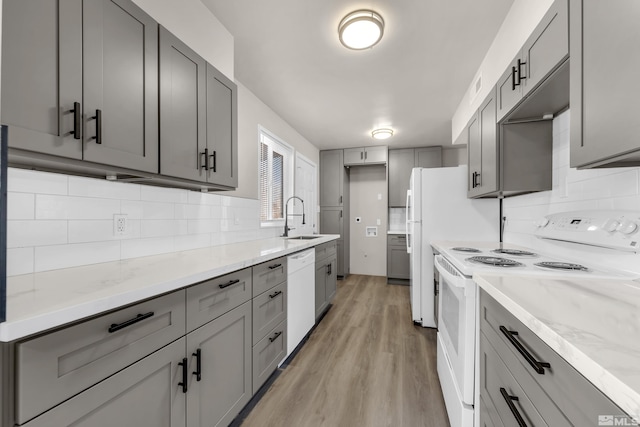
[114,214,128,236]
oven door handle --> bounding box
[434,255,467,290]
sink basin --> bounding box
[286,235,321,240]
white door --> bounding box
[294,153,317,235]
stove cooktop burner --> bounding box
[534,262,590,272]
[491,248,538,257]
[452,247,481,253]
[467,256,524,267]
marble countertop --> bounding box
[475,274,640,418]
[387,230,406,235]
[2,235,339,342]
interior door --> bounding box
[294,153,317,235]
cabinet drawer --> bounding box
[479,395,503,427]
[252,281,287,345]
[253,256,287,296]
[16,290,186,424]
[252,319,287,394]
[186,267,252,332]
[315,241,337,262]
[480,290,624,425]
[480,332,549,427]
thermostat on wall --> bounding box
[366,226,378,237]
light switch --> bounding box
[376,219,381,226]
[378,193,382,200]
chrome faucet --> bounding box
[282,196,305,237]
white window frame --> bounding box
[258,126,294,228]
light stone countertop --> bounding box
[387,230,406,235]
[475,273,640,418]
[2,235,339,342]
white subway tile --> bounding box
[68,176,141,200]
[121,237,174,259]
[7,193,35,219]
[121,201,143,219]
[140,186,188,204]
[7,220,67,248]
[7,247,35,276]
[174,234,210,251]
[36,195,120,220]
[175,204,212,220]
[35,241,121,272]
[612,196,640,210]
[68,220,115,243]
[8,168,68,195]
[187,191,221,206]
[141,220,180,238]
[187,219,219,234]
[177,220,189,235]
[140,201,175,220]
[211,206,223,219]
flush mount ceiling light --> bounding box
[338,10,385,50]
[372,128,393,140]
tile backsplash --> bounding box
[503,110,640,270]
[7,169,279,276]
[388,208,406,232]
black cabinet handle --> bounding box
[365,151,368,160]
[178,358,188,393]
[269,331,282,343]
[360,151,363,160]
[201,148,209,171]
[511,66,517,91]
[91,109,102,144]
[210,150,216,172]
[517,59,527,84]
[474,172,481,188]
[500,326,550,374]
[326,263,332,276]
[108,311,154,333]
[269,290,282,299]
[339,195,343,204]
[219,279,240,289]
[192,349,202,382]
[268,263,282,270]
[71,102,81,140]
[500,388,527,427]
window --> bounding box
[259,128,293,226]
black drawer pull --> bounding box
[192,349,202,382]
[500,388,527,427]
[200,148,209,171]
[326,263,332,276]
[517,59,527,84]
[268,263,282,270]
[219,279,240,289]
[178,358,188,393]
[91,109,102,144]
[210,150,217,172]
[269,331,282,342]
[108,311,154,333]
[500,326,551,374]
[269,290,282,299]
[511,65,518,91]
[71,102,81,139]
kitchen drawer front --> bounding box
[479,395,504,427]
[186,267,252,332]
[480,332,550,427]
[22,337,186,427]
[16,290,186,424]
[388,234,407,247]
[252,281,287,345]
[480,290,624,425]
[253,256,287,296]
[252,319,287,394]
[315,241,337,263]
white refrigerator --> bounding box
[406,165,499,328]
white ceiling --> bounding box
[201,0,514,150]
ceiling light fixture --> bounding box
[372,128,393,140]
[338,10,385,50]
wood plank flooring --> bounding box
[240,275,451,427]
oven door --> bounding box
[435,255,476,404]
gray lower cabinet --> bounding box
[253,256,287,296]
[23,338,187,427]
[479,289,628,426]
[570,0,640,168]
[320,208,349,278]
[315,241,338,320]
[388,147,442,207]
[343,146,388,166]
[387,235,409,281]
[252,281,287,345]
[252,320,287,394]
[186,301,252,427]
[1,0,159,172]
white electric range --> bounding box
[431,210,640,427]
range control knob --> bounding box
[604,220,620,233]
[617,220,639,235]
[537,218,549,228]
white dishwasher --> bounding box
[286,248,315,356]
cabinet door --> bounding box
[1,0,83,159]
[466,112,481,197]
[570,0,640,167]
[186,301,252,427]
[83,0,158,172]
[479,90,498,195]
[206,64,237,187]
[159,26,207,182]
[387,244,410,280]
[363,146,388,164]
[414,147,442,168]
[252,320,287,394]
[388,149,414,207]
[315,262,327,319]
[23,338,186,427]
[319,208,343,236]
[496,57,523,122]
[522,0,568,95]
[319,150,344,206]
[343,148,365,165]
[325,256,337,303]
[337,238,347,277]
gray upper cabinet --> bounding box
[206,64,238,187]
[319,149,345,207]
[570,0,640,168]
[343,146,388,166]
[82,0,159,172]
[496,56,524,122]
[466,112,482,197]
[415,147,442,168]
[159,26,207,182]
[388,147,442,207]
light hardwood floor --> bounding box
[240,274,451,427]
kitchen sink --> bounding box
[286,235,321,240]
